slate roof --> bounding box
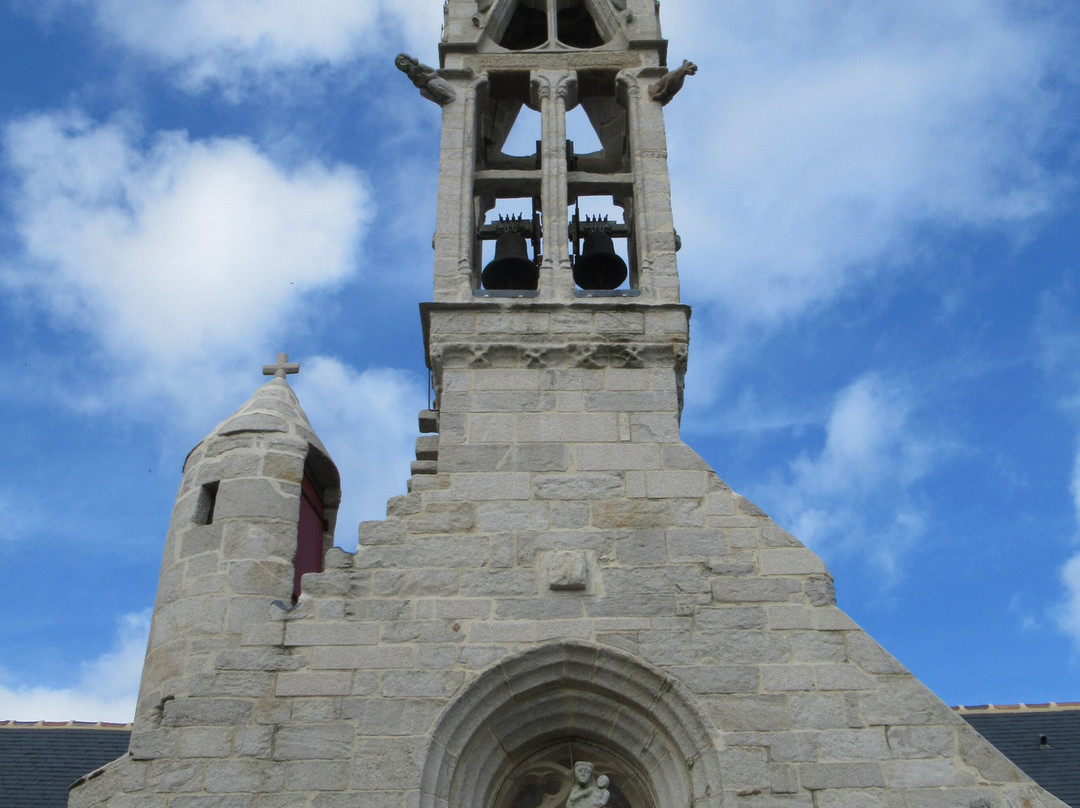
[958,704,1080,808]
[0,722,131,808]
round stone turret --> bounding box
[130,362,339,757]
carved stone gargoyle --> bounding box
[648,59,698,106]
[395,53,456,106]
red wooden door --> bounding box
[293,475,325,603]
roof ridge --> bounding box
[952,702,1080,713]
[0,720,133,729]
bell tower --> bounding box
[403,0,692,301]
[396,0,699,481]
[69,4,1074,808]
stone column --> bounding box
[433,75,483,302]
[619,68,680,303]
[532,70,578,301]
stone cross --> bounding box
[263,352,300,380]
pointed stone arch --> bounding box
[420,641,724,808]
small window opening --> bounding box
[193,481,219,525]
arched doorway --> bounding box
[420,641,722,808]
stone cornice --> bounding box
[420,301,691,373]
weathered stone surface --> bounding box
[273,724,353,760]
[534,472,624,500]
[163,698,253,727]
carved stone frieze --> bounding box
[428,339,688,379]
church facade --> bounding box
[71,2,1068,807]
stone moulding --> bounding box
[429,339,688,371]
[420,301,691,376]
[420,640,723,808]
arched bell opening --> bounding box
[475,194,543,292]
[572,70,628,174]
[568,194,634,291]
[420,642,722,808]
[478,72,540,171]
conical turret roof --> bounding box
[208,376,328,456]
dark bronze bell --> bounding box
[573,232,628,290]
[482,233,539,290]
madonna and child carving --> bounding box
[395,53,457,105]
[567,763,610,808]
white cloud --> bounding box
[1034,298,1080,648]
[2,111,371,423]
[762,373,937,578]
[0,610,149,722]
[294,356,427,544]
[84,0,443,91]
[664,0,1068,327]
[1055,448,1080,646]
[1059,552,1080,646]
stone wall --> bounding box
[70,302,1066,808]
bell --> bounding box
[482,234,539,290]
[573,233,628,290]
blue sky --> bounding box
[1,0,1078,721]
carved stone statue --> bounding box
[395,53,456,106]
[566,762,610,808]
[648,59,698,105]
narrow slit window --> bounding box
[193,481,219,525]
